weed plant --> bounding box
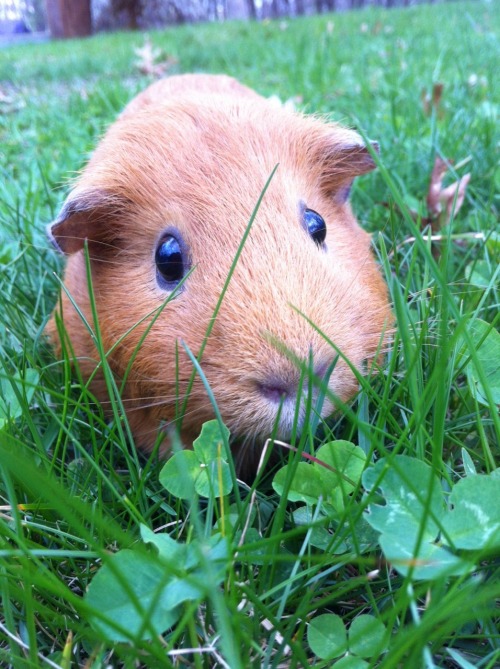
[0,1,499,667]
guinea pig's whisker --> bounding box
[233,434,261,476]
[99,396,176,409]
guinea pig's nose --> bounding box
[256,360,330,405]
[257,379,293,404]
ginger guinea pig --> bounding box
[46,73,391,463]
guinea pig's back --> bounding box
[121,73,262,118]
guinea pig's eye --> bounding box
[155,234,185,287]
[303,208,327,247]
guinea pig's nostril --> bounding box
[257,380,293,404]
[257,359,334,405]
[312,353,341,381]
[313,361,329,380]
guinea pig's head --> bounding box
[48,93,391,453]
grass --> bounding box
[0,1,499,667]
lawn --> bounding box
[0,1,499,667]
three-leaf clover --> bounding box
[159,419,232,499]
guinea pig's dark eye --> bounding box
[155,234,185,286]
[303,208,327,246]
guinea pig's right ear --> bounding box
[47,189,127,255]
[315,130,379,203]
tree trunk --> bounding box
[246,0,257,19]
[126,4,140,29]
[270,0,279,18]
[45,0,91,38]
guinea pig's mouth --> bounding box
[228,381,334,481]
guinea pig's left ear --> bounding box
[47,188,126,255]
[316,131,379,203]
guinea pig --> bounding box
[46,73,391,465]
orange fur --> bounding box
[46,74,391,458]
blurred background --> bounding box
[1,0,463,40]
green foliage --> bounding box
[1,1,499,667]
[86,530,229,641]
[348,615,387,659]
[363,456,500,579]
[308,613,348,660]
[270,447,500,580]
[308,613,387,664]
[459,318,500,408]
[159,420,233,500]
[273,441,376,554]
[0,368,39,429]
[272,440,366,509]
[442,471,500,550]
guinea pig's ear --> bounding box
[316,131,379,203]
[47,189,127,255]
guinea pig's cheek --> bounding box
[327,363,360,404]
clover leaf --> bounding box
[363,456,500,579]
[459,318,500,407]
[86,531,229,641]
[159,420,232,499]
[308,613,387,664]
[272,440,366,510]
